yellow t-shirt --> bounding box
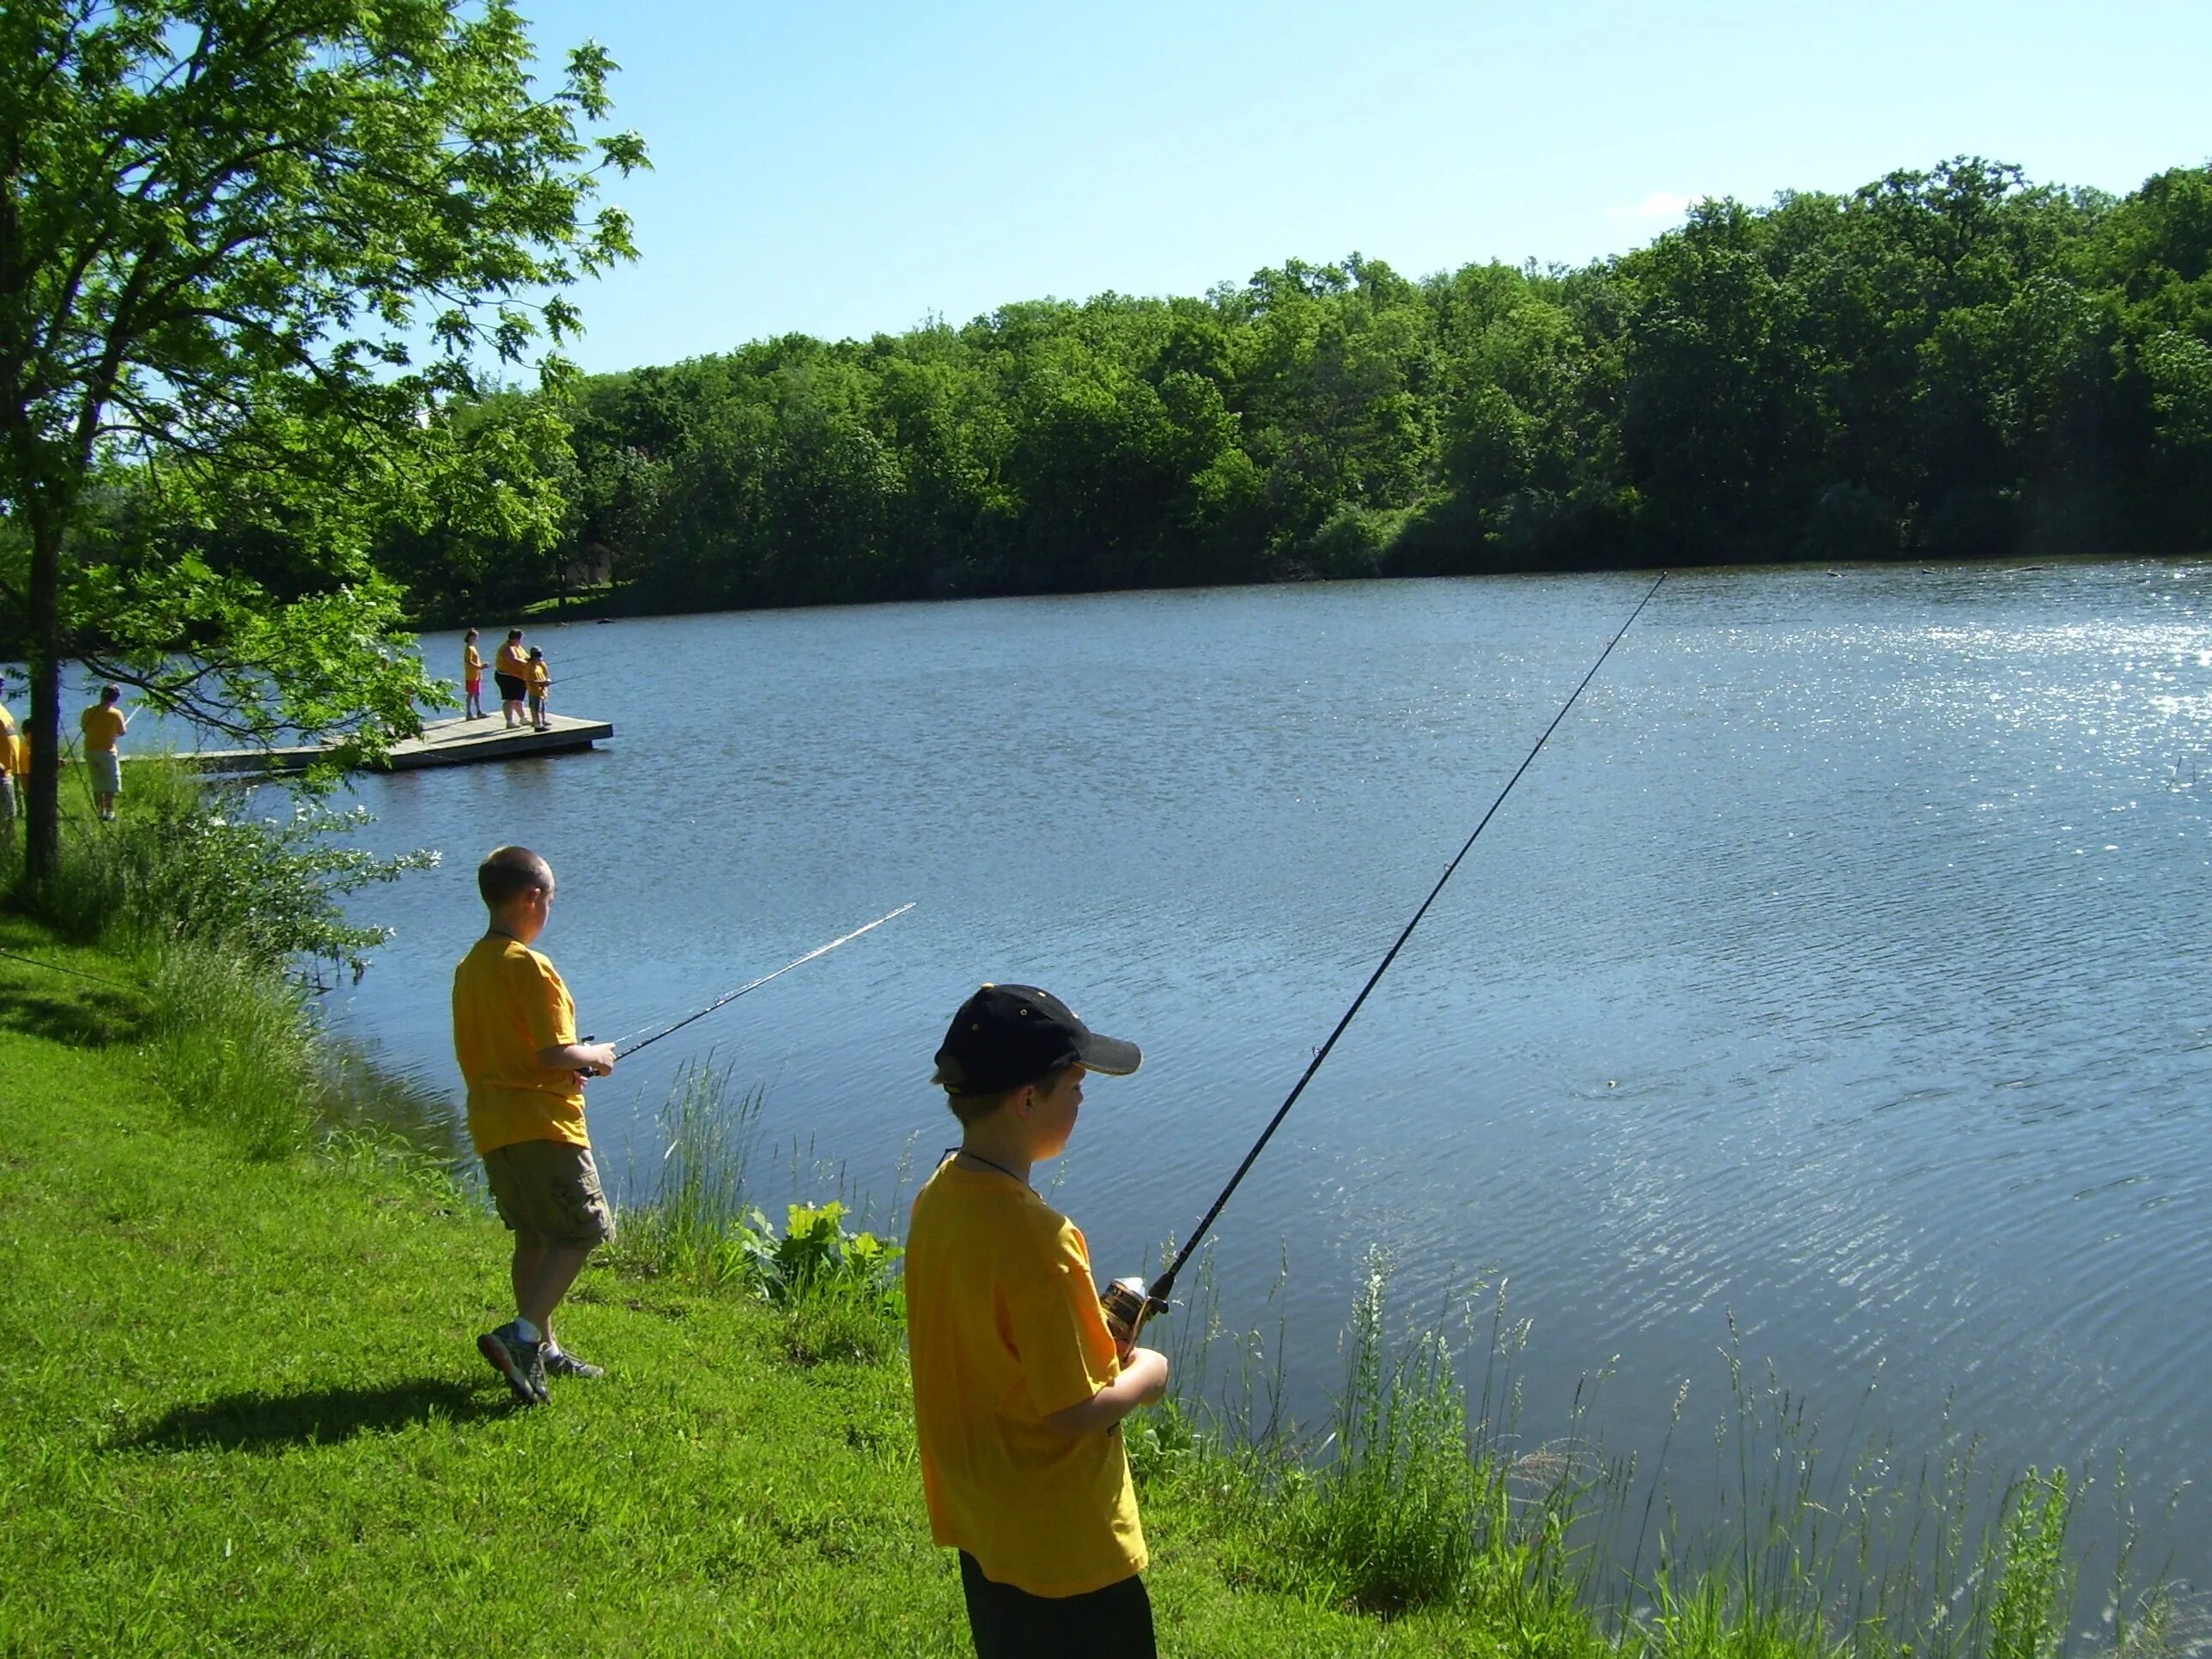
[450,935,589,1155]
[905,1159,1146,1597]
[495,642,529,679]
[465,643,484,680]
[80,704,125,752]
[0,705,17,775]
[527,660,550,691]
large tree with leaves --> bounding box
[0,0,645,885]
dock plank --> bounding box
[184,713,613,775]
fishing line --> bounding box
[1106,572,1669,1343]
[611,902,915,1061]
[0,947,135,989]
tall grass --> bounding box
[605,1057,764,1286]
[1133,1264,2185,1659]
[7,757,436,1160]
[606,1060,906,1364]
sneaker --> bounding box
[543,1341,604,1381]
[477,1322,547,1406]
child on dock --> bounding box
[452,846,617,1406]
[906,984,1167,1658]
[464,629,486,720]
[526,648,551,731]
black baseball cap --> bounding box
[933,984,1142,1097]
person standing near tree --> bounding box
[494,629,530,729]
[463,629,487,720]
[79,685,128,823]
[0,676,21,848]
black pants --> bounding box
[957,1551,1156,1659]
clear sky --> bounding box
[518,0,2212,375]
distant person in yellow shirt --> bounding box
[452,846,617,1406]
[79,684,129,822]
[526,647,551,731]
[493,629,530,729]
[906,984,1166,1658]
[0,676,21,847]
[463,629,486,720]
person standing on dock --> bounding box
[493,629,530,728]
[463,629,486,720]
[79,685,128,822]
[453,846,617,1406]
[526,647,551,731]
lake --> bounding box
[323,558,2211,1577]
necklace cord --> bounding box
[1152,571,1668,1299]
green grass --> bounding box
[0,933,1569,1654]
[0,918,2182,1656]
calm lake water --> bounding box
[324,560,2210,1578]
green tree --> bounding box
[0,0,645,885]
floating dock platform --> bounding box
[188,713,613,776]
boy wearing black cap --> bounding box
[907,985,1169,1659]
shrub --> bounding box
[21,758,433,980]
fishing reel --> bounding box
[1100,1276,1171,1362]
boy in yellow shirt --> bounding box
[526,647,551,731]
[907,985,1168,1657]
[79,684,128,821]
[463,629,486,720]
[452,846,617,1405]
[0,675,20,846]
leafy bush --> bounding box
[739,1201,905,1366]
[22,757,433,978]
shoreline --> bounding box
[0,911,2163,1655]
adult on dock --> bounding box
[79,685,128,823]
[494,629,530,728]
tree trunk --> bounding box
[23,514,63,890]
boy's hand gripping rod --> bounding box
[589,902,916,1067]
[1101,574,1668,1355]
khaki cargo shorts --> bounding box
[481,1139,615,1249]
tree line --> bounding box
[379,155,2212,620]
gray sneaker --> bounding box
[543,1341,604,1381]
[477,1322,548,1405]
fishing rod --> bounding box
[1100,572,1670,1353]
[606,902,916,1062]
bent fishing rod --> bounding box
[1101,572,1669,1352]
[603,902,916,1063]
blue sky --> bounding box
[520,0,2212,374]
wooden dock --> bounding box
[186,713,614,776]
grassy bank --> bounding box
[0,922,2168,1656]
[0,929,1562,1655]
[0,771,2168,1655]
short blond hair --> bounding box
[936,1060,1073,1128]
